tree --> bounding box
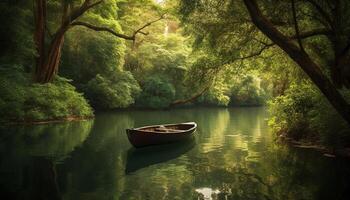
[242,0,350,124]
[179,0,350,124]
[33,0,163,83]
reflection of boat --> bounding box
[125,138,196,174]
[126,122,197,148]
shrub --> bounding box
[85,71,141,109]
[136,77,175,109]
[229,75,267,106]
[0,65,93,122]
[198,82,231,106]
[268,82,350,148]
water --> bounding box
[0,107,350,200]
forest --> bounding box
[2,0,350,151]
[2,0,350,199]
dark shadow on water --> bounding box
[0,156,61,200]
[125,138,196,174]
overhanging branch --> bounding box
[71,21,135,40]
[68,0,103,24]
[305,0,333,28]
[132,15,165,36]
[70,15,165,41]
[291,0,305,52]
[235,28,330,61]
[238,43,275,60]
[170,86,210,106]
[289,28,331,40]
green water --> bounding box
[1,107,350,200]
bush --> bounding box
[136,77,175,109]
[229,75,267,106]
[197,74,268,107]
[85,71,141,109]
[0,65,93,122]
[198,82,231,106]
[268,82,350,148]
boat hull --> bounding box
[126,122,197,148]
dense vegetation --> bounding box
[0,65,93,122]
[0,0,267,123]
[178,0,350,150]
[1,0,350,150]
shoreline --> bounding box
[1,105,266,125]
[2,115,94,126]
[279,135,350,158]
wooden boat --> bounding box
[126,122,197,148]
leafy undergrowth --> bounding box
[269,82,350,151]
[0,65,93,123]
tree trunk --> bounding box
[33,0,69,83]
[33,0,46,78]
[243,0,350,124]
[35,29,66,83]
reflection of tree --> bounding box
[196,108,230,153]
[190,161,274,199]
[0,120,93,200]
[116,108,232,199]
[2,108,349,200]
[256,145,350,200]
[186,107,337,200]
[16,157,61,200]
[57,108,350,199]
[0,120,93,159]
[57,112,134,200]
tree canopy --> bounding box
[1,0,350,149]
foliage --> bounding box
[229,75,268,106]
[196,67,268,106]
[2,120,93,158]
[135,77,175,109]
[0,65,93,122]
[84,71,141,109]
[178,0,350,150]
[269,82,350,148]
[0,1,35,68]
[199,82,231,106]
[119,0,195,104]
[124,32,191,100]
[61,27,126,84]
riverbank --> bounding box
[2,105,266,125]
[278,134,350,158]
[3,116,94,126]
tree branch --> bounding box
[289,28,331,39]
[67,0,103,25]
[131,15,165,37]
[71,21,135,40]
[238,43,275,60]
[170,86,210,106]
[305,0,333,28]
[71,15,165,41]
[235,28,331,61]
[243,0,350,124]
[291,0,305,52]
[84,0,103,11]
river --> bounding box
[0,107,349,200]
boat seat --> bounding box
[154,126,180,133]
[155,128,173,132]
